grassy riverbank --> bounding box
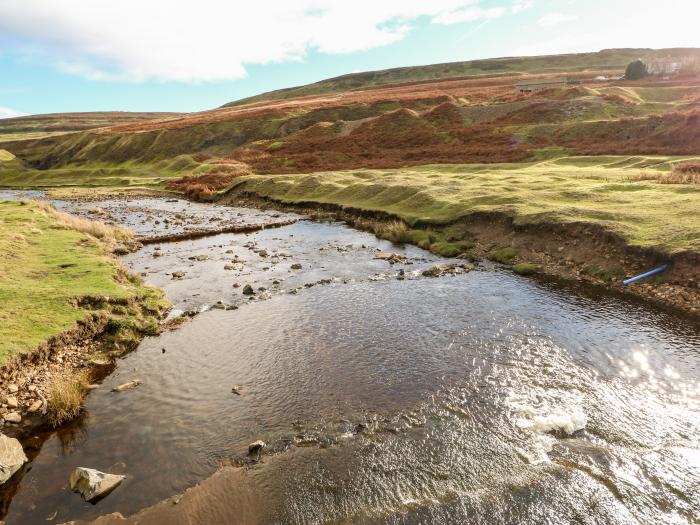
[227,156,700,255]
[0,200,168,363]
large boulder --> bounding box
[0,434,27,484]
[69,467,125,502]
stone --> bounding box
[0,434,27,484]
[374,252,405,264]
[3,413,20,423]
[421,263,471,278]
[7,385,17,394]
[27,400,43,413]
[231,385,242,395]
[69,467,125,502]
[242,284,255,295]
[111,379,141,392]
[290,263,302,270]
[232,282,241,288]
[171,271,186,280]
[257,250,268,257]
[248,440,265,455]
[5,397,17,409]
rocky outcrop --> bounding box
[0,434,27,484]
[69,467,125,502]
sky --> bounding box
[1,0,699,117]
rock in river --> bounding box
[0,434,27,484]
[242,284,255,295]
[111,379,141,392]
[374,252,405,264]
[248,440,265,455]
[69,467,125,502]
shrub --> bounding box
[47,371,90,427]
[625,60,648,80]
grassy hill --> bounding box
[0,111,182,143]
[224,48,700,107]
[0,47,698,188]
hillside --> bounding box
[0,47,698,191]
[223,48,700,107]
[0,111,182,143]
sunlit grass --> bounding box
[228,155,700,254]
[0,200,169,363]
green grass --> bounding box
[489,247,518,264]
[0,149,15,162]
[0,111,181,144]
[430,240,474,257]
[512,263,541,275]
[0,155,206,189]
[0,200,169,363]
[227,155,700,254]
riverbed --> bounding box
[2,193,700,524]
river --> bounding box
[1,192,699,524]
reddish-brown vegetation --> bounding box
[533,111,700,155]
[233,103,530,173]
[167,163,250,200]
[4,71,699,174]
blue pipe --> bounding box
[623,264,669,285]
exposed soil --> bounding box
[0,308,126,440]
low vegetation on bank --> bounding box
[0,200,169,364]
[46,370,91,427]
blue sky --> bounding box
[1,0,698,117]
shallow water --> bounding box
[2,195,700,524]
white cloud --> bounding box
[0,107,26,119]
[537,12,577,27]
[433,6,507,25]
[0,0,527,83]
[510,0,534,14]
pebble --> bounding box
[4,412,21,423]
[27,400,43,413]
